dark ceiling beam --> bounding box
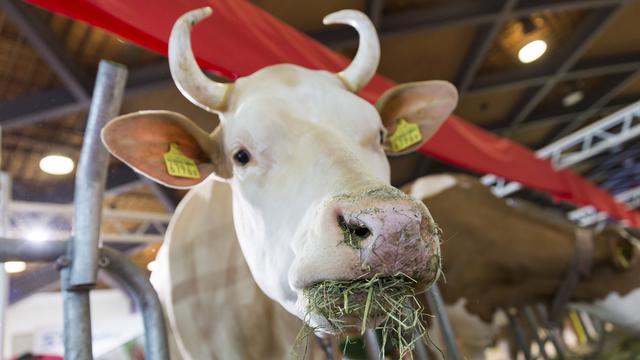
[600,164,640,190]
[11,164,140,203]
[550,70,640,140]
[0,88,87,129]
[365,0,384,30]
[310,0,623,48]
[469,52,640,95]
[504,5,628,133]
[0,0,91,101]
[455,0,517,96]
[586,144,640,180]
[0,61,172,129]
[530,72,638,148]
[490,98,633,134]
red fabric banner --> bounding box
[26,0,640,226]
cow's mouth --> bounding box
[301,273,429,356]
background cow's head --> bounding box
[101,7,457,332]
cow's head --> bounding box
[101,8,457,333]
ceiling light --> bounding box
[25,228,50,242]
[39,155,74,175]
[4,261,26,274]
[518,40,547,64]
[147,260,157,272]
[562,90,584,107]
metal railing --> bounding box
[0,61,169,360]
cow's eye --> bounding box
[379,129,385,145]
[233,149,251,166]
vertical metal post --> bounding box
[364,329,380,360]
[62,268,93,360]
[0,171,10,358]
[508,310,532,360]
[523,306,549,360]
[64,60,127,360]
[414,337,429,360]
[535,304,566,359]
[69,61,127,286]
[426,285,462,360]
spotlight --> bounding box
[39,155,74,175]
[562,90,584,107]
[25,228,50,242]
[518,40,547,63]
[4,261,26,274]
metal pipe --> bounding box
[100,247,169,360]
[69,60,127,287]
[0,238,67,262]
[507,310,532,360]
[61,268,93,360]
[0,172,10,358]
[426,285,462,360]
[535,304,566,359]
[364,329,380,360]
[523,306,549,360]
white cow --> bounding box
[101,7,457,357]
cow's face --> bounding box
[101,8,457,333]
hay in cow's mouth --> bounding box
[299,273,431,358]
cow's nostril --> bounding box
[352,225,370,238]
[337,215,372,249]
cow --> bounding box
[100,7,458,358]
[407,173,640,359]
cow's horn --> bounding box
[169,7,231,112]
[323,10,380,93]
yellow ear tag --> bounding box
[389,118,422,152]
[163,143,201,179]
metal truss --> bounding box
[483,100,640,224]
[8,200,170,244]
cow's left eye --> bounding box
[233,149,251,166]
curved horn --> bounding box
[323,10,380,93]
[169,7,231,112]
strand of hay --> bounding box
[300,273,432,358]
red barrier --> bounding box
[26,0,639,226]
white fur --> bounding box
[572,287,640,334]
[410,174,458,200]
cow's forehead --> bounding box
[224,64,382,133]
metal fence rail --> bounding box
[0,60,169,360]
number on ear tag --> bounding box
[163,143,201,179]
[389,118,422,152]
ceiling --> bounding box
[0,0,639,299]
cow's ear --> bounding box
[101,110,231,189]
[376,80,458,155]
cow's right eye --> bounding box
[233,149,251,166]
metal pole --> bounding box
[0,171,10,358]
[507,310,532,360]
[523,306,549,360]
[65,60,127,360]
[62,268,93,360]
[69,60,127,287]
[0,240,169,360]
[100,247,169,360]
[364,329,380,360]
[535,304,566,359]
[426,285,462,360]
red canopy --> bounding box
[27,0,640,226]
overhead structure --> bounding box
[23,0,640,226]
[483,100,640,224]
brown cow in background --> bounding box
[408,173,640,358]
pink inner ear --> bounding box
[102,114,213,188]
